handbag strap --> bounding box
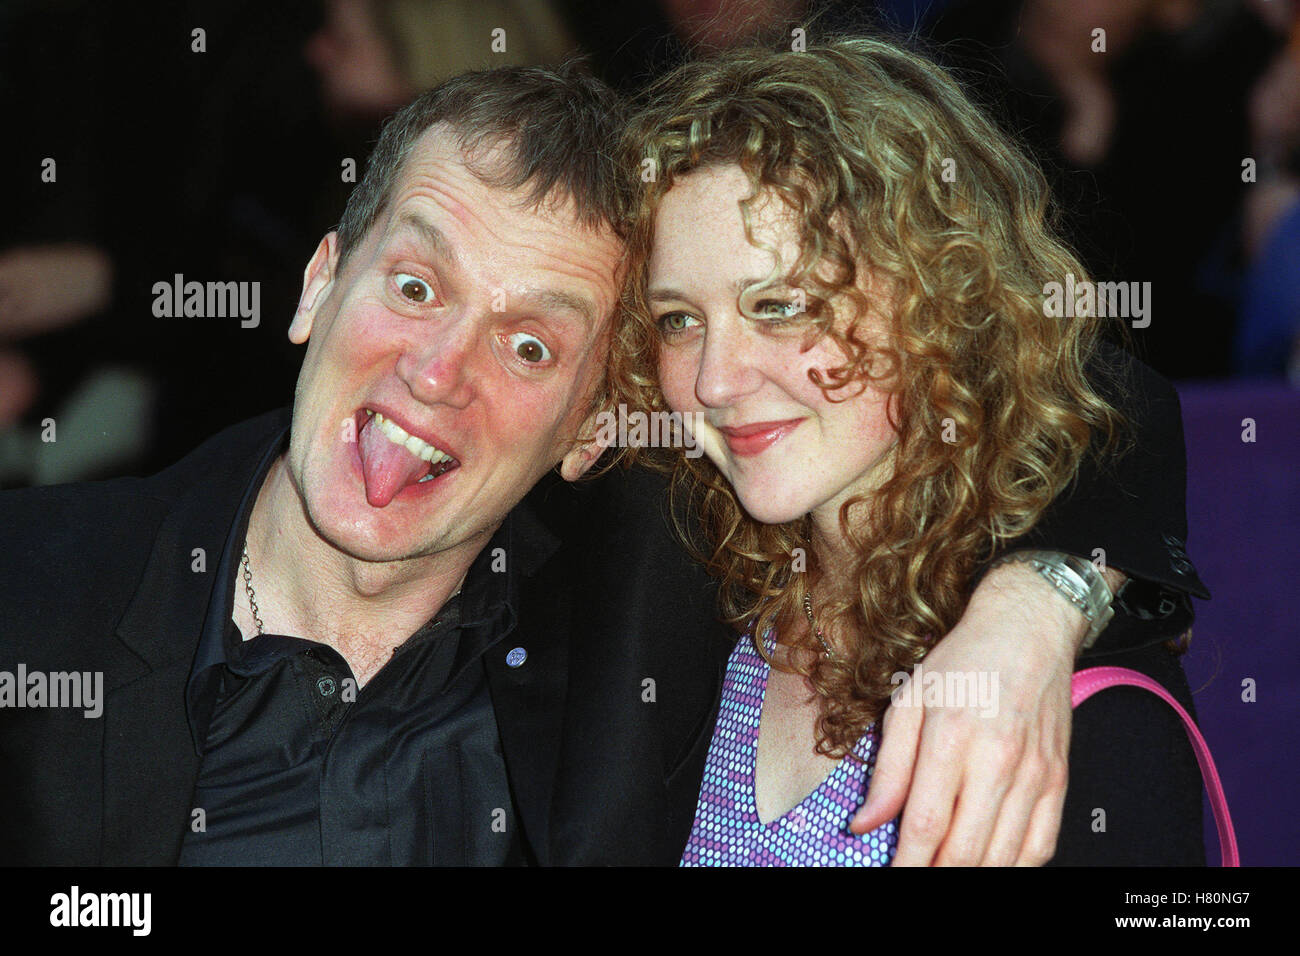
[1071,666,1239,866]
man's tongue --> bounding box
[358,417,432,507]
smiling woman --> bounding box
[648,164,900,528]
[612,35,1160,866]
[621,32,1121,752]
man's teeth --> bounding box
[366,410,456,465]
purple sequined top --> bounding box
[681,633,899,866]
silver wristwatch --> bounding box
[990,550,1115,649]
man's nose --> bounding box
[694,314,763,409]
[395,314,480,409]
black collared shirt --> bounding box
[179,429,527,866]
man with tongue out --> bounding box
[1,61,1207,867]
[2,62,643,866]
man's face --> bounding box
[286,124,623,563]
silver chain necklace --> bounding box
[240,541,265,636]
[803,593,836,660]
[241,540,466,643]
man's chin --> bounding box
[296,491,424,565]
[302,491,500,569]
[288,454,420,557]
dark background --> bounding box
[0,0,1290,479]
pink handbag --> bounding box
[1071,666,1240,866]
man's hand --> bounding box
[850,557,1123,865]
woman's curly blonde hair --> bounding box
[611,35,1126,758]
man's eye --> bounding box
[394,273,432,302]
[507,332,551,363]
[658,312,701,336]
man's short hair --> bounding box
[336,60,628,271]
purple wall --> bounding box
[1178,381,1300,866]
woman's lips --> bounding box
[717,418,804,457]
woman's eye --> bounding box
[507,332,551,364]
[394,273,432,303]
[753,298,802,321]
[658,312,700,336]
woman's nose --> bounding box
[693,315,763,409]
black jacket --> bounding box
[0,345,1206,865]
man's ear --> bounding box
[289,232,340,344]
[558,408,614,482]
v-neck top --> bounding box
[680,632,898,866]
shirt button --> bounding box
[316,676,337,697]
[505,647,527,668]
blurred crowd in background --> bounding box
[1,0,1297,488]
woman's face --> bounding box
[649,164,899,527]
